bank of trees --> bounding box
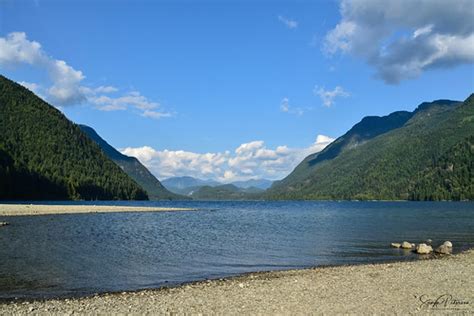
[0,75,147,200]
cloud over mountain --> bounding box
[121,135,334,182]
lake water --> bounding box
[1,201,473,299]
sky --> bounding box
[1,0,473,182]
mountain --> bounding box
[79,125,182,200]
[0,75,148,200]
[231,179,273,190]
[410,135,474,201]
[162,176,273,196]
[266,95,474,201]
[189,184,264,200]
[270,109,423,190]
[162,176,220,191]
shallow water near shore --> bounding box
[0,201,473,299]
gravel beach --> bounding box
[1,250,472,315]
[0,204,192,216]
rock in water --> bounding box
[401,241,412,249]
[426,239,433,245]
[435,244,452,255]
[391,243,401,248]
[416,243,433,254]
[0,222,9,227]
[443,241,453,248]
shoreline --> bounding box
[0,204,193,216]
[2,250,472,314]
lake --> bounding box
[1,201,473,299]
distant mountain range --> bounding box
[187,184,264,200]
[163,176,273,190]
[162,176,273,199]
[79,125,182,200]
[266,95,474,201]
[231,179,274,189]
[0,75,147,200]
[161,176,221,190]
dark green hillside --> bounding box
[277,110,416,188]
[266,95,473,200]
[79,125,183,200]
[0,75,148,200]
[190,184,263,200]
[410,136,474,201]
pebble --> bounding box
[2,250,471,315]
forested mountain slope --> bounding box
[80,125,183,200]
[0,75,147,200]
[266,95,473,201]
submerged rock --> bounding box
[443,241,453,248]
[416,243,433,254]
[435,244,452,255]
[391,243,401,248]
[426,239,433,245]
[401,241,413,249]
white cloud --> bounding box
[0,32,44,65]
[413,24,434,39]
[0,32,87,106]
[314,86,349,107]
[324,0,474,83]
[278,15,298,29]
[19,81,40,94]
[280,97,290,112]
[94,85,118,94]
[47,59,86,105]
[280,97,305,115]
[0,32,171,119]
[141,110,173,119]
[121,135,334,182]
[89,91,171,117]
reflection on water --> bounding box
[0,201,473,299]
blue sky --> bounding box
[1,0,473,181]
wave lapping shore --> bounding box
[2,251,473,314]
[0,204,193,216]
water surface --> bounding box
[0,201,473,299]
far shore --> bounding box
[1,250,473,314]
[0,204,193,216]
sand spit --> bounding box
[0,204,193,216]
[1,250,472,314]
